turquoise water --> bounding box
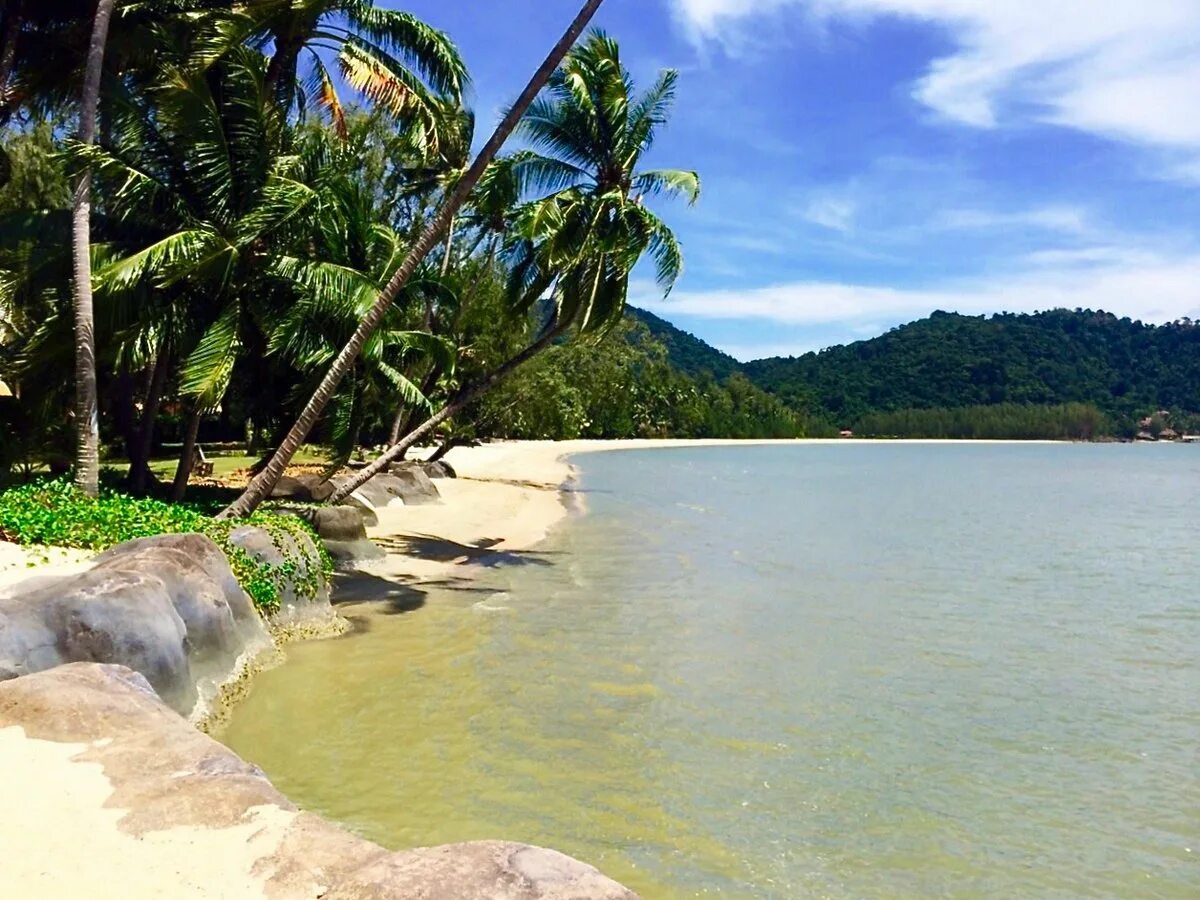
[222,444,1200,897]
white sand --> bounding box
[0,726,300,899]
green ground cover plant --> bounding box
[0,479,331,614]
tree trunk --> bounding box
[440,215,455,277]
[327,322,567,504]
[70,0,115,498]
[171,406,201,502]
[129,350,169,493]
[218,0,607,520]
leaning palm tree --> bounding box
[325,30,700,503]
[220,0,607,519]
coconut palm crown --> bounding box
[507,30,700,334]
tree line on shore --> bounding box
[3,0,775,504]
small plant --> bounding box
[0,479,330,614]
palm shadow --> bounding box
[374,533,557,569]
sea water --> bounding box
[219,444,1200,897]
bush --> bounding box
[0,479,332,614]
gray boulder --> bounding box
[0,532,279,717]
[270,473,335,502]
[290,505,384,566]
[227,522,334,619]
[384,463,442,504]
[0,567,194,712]
[422,459,457,479]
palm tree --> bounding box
[240,0,466,132]
[219,0,608,519]
[80,47,327,497]
[324,30,700,503]
[70,0,117,497]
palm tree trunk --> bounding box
[219,0,608,520]
[171,406,201,502]
[130,350,169,493]
[440,214,455,277]
[70,0,116,498]
[328,321,567,504]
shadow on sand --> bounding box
[373,533,558,569]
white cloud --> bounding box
[636,247,1200,332]
[937,205,1090,234]
[669,0,1200,162]
[802,195,857,231]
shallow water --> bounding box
[220,444,1200,897]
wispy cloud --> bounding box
[936,206,1091,235]
[669,0,1200,173]
[636,246,1200,333]
[801,195,857,232]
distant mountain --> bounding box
[626,307,741,381]
[742,309,1200,425]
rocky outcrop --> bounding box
[334,468,441,510]
[0,528,334,720]
[420,459,457,479]
[0,534,273,716]
[0,663,638,899]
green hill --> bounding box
[626,307,741,381]
[742,309,1200,427]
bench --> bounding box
[193,445,214,478]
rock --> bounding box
[422,459,457,479]
[0,568,195,712]
[227,523,334,622]
[325,842,639,900]
[0,532,294,717]
[0,663,639,899]
[294,505,384,566]
[332,467,441,511]
[271,474,335,502]
[384,463,442,504]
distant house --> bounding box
[1159,427,1179,441]
[838,429,854,439]
[1136,430,1156,441]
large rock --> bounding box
[0,533,275,717]
[326,842,638,900]
[0,663,639,899]
[385,463,442,504]
[332,468,441,510]
[227,522,335,624]
[289,505,384,566]
[421,459,457,479]
[0,567,194,711]
[270,474,335,503]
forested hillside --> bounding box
[626,307,741,381]
[742,310,1200,428]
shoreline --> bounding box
[340,436,1079,597]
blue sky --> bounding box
[397,0,1200,360]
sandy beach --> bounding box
[0,437,1075,898]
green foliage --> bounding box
[853,402,1113,441]
[627,307,741,381]
[473,317,805,440]
[744,309,1200,428]
[0,479,330,614]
